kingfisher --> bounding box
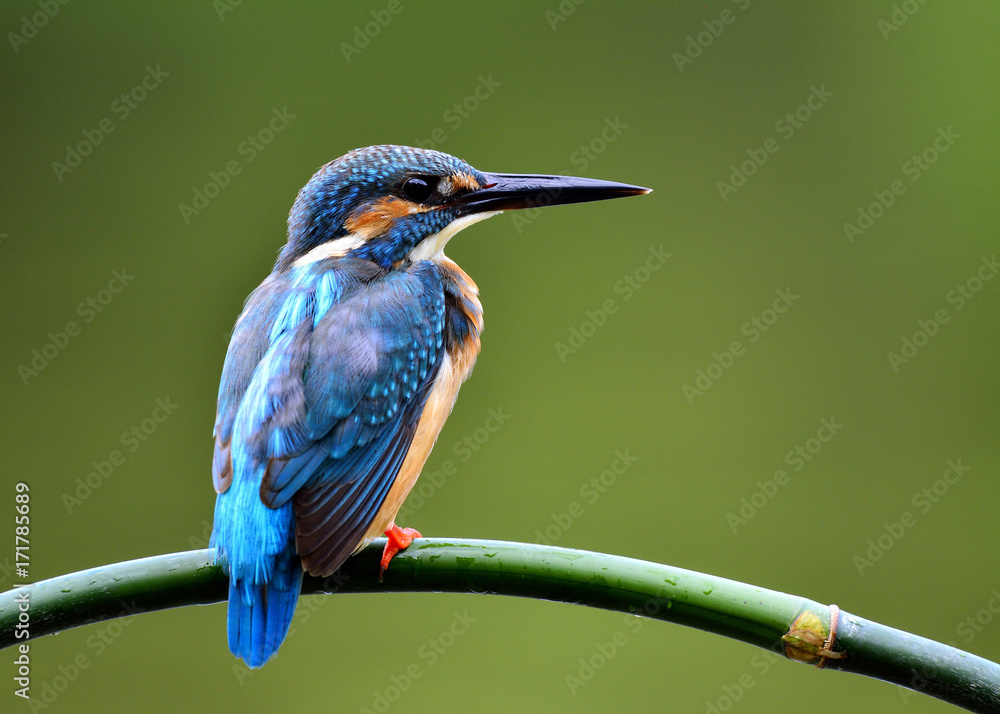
[210,144,649,667]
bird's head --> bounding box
[280,144,649,270]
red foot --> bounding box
[380,523,421,581]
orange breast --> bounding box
[362,257,482,540]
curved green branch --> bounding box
[1,539,997,712]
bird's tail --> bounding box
[213,467,302,668]
[227,558,303,668]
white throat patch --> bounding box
[292,233,367,267]
[408,211,501,261]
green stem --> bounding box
[1,539,996,712]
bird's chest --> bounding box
[434,257,483,383]
[362,257,483,538]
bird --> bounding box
[210,144,650,668]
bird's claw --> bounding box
[380,523,421,581]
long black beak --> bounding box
[459,172,651,214]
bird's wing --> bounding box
[213,259,447,575]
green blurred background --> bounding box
[2,2,998,712]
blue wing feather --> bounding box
[290,393,430,574]
[211,257,448,666]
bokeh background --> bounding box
[2,2,998,712]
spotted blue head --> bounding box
[278,144,650,271]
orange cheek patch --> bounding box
[448,172,481,193]
[345,197,430,239]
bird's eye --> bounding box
[401,176,435,203]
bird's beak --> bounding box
[458,173,651,214]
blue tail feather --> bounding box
[227,564,303,668]
[213,456,303,668]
